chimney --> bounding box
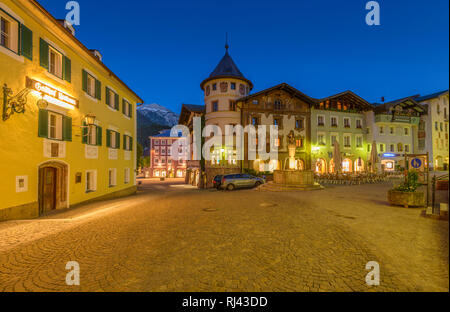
[381,96,385,103]
[89,49,103,62]
[57,19,75,36]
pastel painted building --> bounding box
[0,0,142,221]
[147,129,187,178]
[367,97,424,171]
[310,91,373,174]
[415,90,449,170]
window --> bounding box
[295,118,304,129]
[251,117,259,126]
[274,99,282,110]
[38,110,72,141]
[212,101,218,112]
[405,145,410,153]
[154,147,159,155]
[380,144,384,152]
[154,139,160,145]
[331,117,338,127]
[379,126,384,134]
[389,127,394,135]
[48,112,62,140]
[440,123,443,131]
[397,143,403,152]
[124,168,130,184]
[108,169,117,187]
[273,118,282,128]
[343,135,351,148]
[87,125,98,145]
[212,83,217,91]
[161,147,166,155]
[296,138,303,148]
[435,122,438,131]
[49,46,63,78]
[343,118,350,128]
[86,170,97,192]
[123,135,133,151]
[0,11,19,54]
[356,119,362,129]
[252,100,259,105]
[161,139,166,145]
[318,133,325,145]
[107,130,120,149]
[390,144,395,152]
[331,135,337,146]
[106,87,119,110]
[229,100,236,111]
[275,138,281,147]
[231,82,236,90]
[404,127,409,135]
[317,116,324,126]
[356,136,363,148]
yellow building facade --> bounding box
[0,0,142,221]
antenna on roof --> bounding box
[225,32,229,52]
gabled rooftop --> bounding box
[414,90,449,102]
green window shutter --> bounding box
[82,70,87,92]
[105,87,110,106]
[82,121,88,144]
[62,116,72,141]
[63,56,71,83]
[116,132,120,149]
[122,99,126,114]
[95,79,101,100]
[123,134,127,150]
[39,38,49,69]
[106,129,111,147]
[115,94,119,110]
[96,126,102,146]
[128,103,132,118]
[130,137,133,151]
[20,25,33,60]
[38,109,49,138]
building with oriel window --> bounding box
[0,0,142,221]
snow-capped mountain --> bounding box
[137,103,179,127]
[137,103,179,148]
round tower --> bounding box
[200,45,253,131]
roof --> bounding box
[319,90,373,111]
[30,0,143,103]
[178,104,205,125]
[182,104,205,113]
[236,83,317,106]
[151,129,184,138]
[200,49,253,90]
[414,90,449,102]
[373,96,425,114]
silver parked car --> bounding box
[220,174,265,191]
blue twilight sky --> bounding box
[38,0,448,113]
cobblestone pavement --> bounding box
[0,178,448,292]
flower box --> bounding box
[387,190,425,208]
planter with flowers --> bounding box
[388,170,425,208]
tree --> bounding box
[137,142,143,172]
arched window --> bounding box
[397,143,403,152]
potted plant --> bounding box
[388,170,425,208]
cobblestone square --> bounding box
[0,179,448,292]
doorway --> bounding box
[38,161,68,216]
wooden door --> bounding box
[41,167,57,213]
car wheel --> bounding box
[255,181,262,188]
[226,184,235,191]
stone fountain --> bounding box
[269,131,323,190]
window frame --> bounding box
[48,45,63,79]
[0,9,19,54]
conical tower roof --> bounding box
[201,47,253,90]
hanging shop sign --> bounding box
[26,77,79,110]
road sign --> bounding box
[410,157,423,169]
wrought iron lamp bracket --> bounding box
[2,84,32,121]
